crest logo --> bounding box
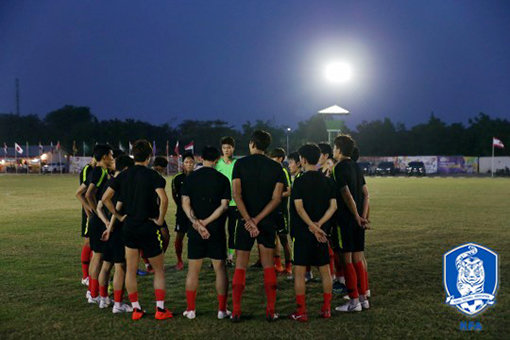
[444,243,498,316]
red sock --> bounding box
[175,239,183,263]
[99,285,108,298]
[186,290,196,311]
[90,278,99,298]
[345,263,359,299]
[296,294,306,314]
[114,290,123,303]
[155,289,165,304]
[365,267,369,291]
[274,256,282,268]
[217,294,227,312]
[128,292,138,303]
[285,261,292,272]
[354,261,368,296]
[323,292,332,311]
[334,252,344,278]
[263,267,277,314]
[81,245,91,279]
[232,268,246,315]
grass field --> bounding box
[0,175,509,339]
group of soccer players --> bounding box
[76,130,371,322]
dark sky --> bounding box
[1,0,509,129]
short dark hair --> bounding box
[269,147,286,159]
[351,146,360,162]
[288,152,300,164]
[250,130,271,151]
[115,154,134,171]
[201,146,221,161]
[220,136,235,147]
[298,144,321,165]
[93,144,113,162]
[153,156,168,168]
[112,148,124,159]
[334,134,355,157]
[318,142,332,157]
[132,139,152,162]
[182,152,194,161]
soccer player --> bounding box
[172,152,195,270]
[269,148,292,276]
[332,135,370,312]
[97,154,134,312]
[181,146,231,320]
[84,144,114,304]
[231,130,285,322]
[153,156,171,254]
[290,144,337,321]
[318,143,333,177]
[215,136,237,267]
[102,139,172,320]
[75,157,96,287]
[351,146,371,299]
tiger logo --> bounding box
[455,246,484,297]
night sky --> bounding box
[1,0,509,129]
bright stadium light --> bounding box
[324,61,353,83]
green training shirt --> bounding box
[215,157,237,206]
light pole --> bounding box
[286,127,291,153]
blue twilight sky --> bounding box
[0,0,509,129]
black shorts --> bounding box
[81,209,89,237]
[175,212,191,233]
[226,206,238,250]
[89,215,107,253]
[123,218,164,259]
[338,217,365,253]
[187,222,227,260]
[103,223,125,263]
[234,217,277,251]
[328,222,341,251]
[293,234,330,267]
[275,209,289,234]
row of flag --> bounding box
[3,141,61,156]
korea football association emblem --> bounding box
[444,243,498,316]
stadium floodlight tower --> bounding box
[317,104,350,144]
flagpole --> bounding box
[14,143,17,174]
[26,141,29,175]
[491,140,495,178]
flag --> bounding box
[83,141,90,156]
[50,141,54,153]
[184,141,194,152]
[39,141,43,155]
[15,142,23,154]
[166,140,169,156]
[152,140,156,157]
[72,140,78,155]
[3,143,7,156]
[493,137,504,149]
[174,140,180,156]
[56,141,61,151]
[129,141,133,155]
[119,141,125,152]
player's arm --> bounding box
[182,195,209,239]
[232,178,251,221]
[253,182,284,225]
[75,183,93,216]
[101,201,122,241]
[201,199,229,227]
[316,198,337,228]
[340,186,363,227]
[102,187,125,221]
[362,184,370,222]
[96,200,110,227]
[282,185,291,198]
[152,188,168,226]
[171,177,180,205]
[294,199,327,243]
[85,183,98,212]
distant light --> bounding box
[324,61,352,83]
[0,159,5,165]
[41,153,48,161]
[287,127,291,132]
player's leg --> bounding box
[184,259,203,318]
[226,207,237,266]
[290,265,307,321]
[174,231,185,270]
[98,261,113,308]
[335,251,361,312]
[81,237,91,286]
[112,263,132,313]
[88,251,103,303]
[232,249,250,319]
[124,246,143,318]
[279,233,292,276]
[274,237,284,272]
[259,243,278,320]
[212,259,230,319]
[353,251,369,309]
[318,264,333,317]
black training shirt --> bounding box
[291,171,336,236]
[111,165,166,223]
[333,159,365,218]
[172,172,187,217]
[88,166,110,201]
[232,154,285,219]
[181,167,230,225]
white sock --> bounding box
[114,301,121,308]
[156,300,165,309]
[339,276,345,284]
[131,301,141,310]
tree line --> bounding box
[0,105,508,156]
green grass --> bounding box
[0,175,509,339]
